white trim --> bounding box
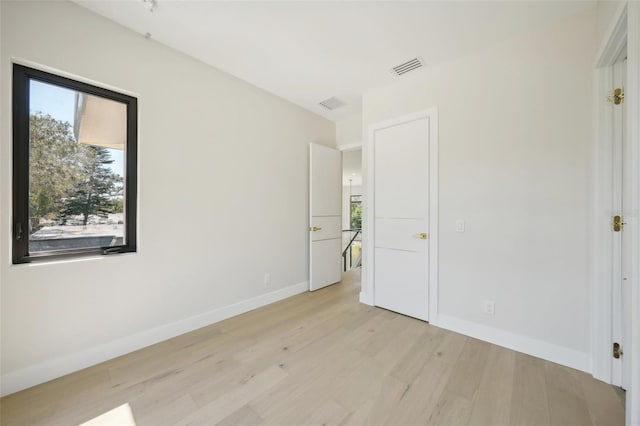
[11,56,140,98]
[337,141,362,152]
[626,4,640,424]
[362,108,439,323]
[0,280,308,397]
[595,2,628,68]
[360,122,371,305]
[435,314,591,373]
[428,109,439,318]
[359,291,373,305]
[594,4,640,423]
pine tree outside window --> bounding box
[350,195,362,230]
[12,64,137,263]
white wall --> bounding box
[0,1,335,395]
[336,113,362,148]
[596,1,625,51]
[362,9,596,369]
[342,148,362,185]
[342,149,362,231]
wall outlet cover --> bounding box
[484,300,495,315]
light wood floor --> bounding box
[0,271,625,426]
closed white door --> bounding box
[373,117,430,321]
[309,144,342,291]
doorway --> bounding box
[593,4,640,424]
[341,148,363,289]
[342,149,362,273]
[363,108,439,322]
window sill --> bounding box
[12,249,137,267]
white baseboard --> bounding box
[0,281,309,397]
[359,291,373,305]
[434,314,591,373]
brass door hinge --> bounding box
[608,88,625,105]
[613,342,623,359]
[613,215,625,232]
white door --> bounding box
[309,144,342,291]
[612,58,631,389]
[373,117,430,321]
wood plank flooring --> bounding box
[0,271,625,425]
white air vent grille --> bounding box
[318,97,345,110]
[391,57,424,76]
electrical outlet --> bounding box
[456,220,465,232]
[264,273,271,285]
[483,300,495,316]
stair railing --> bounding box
[342,228,362,271]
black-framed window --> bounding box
[12,64,137,264]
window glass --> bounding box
[12,64,137,263]
[28,81,127,253]
[350,195,362,230]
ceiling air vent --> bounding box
[391,57,424,76]
[318,97,345,111]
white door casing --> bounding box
[625,2,640,425]
[627,5,640,425]
[593,4,627,386]
[363,108,439,323]
[593,4,640,424]
[309,143,342,291]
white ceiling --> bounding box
[77,1,595,122]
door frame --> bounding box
[593,4,640,425]
[592,5,627,386]
[627,5,640,425]
[361,108,439,323]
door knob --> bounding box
[613,215,626,232]
[310,226,322,232]
[418,233,428,239]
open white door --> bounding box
[612,57,632,390]
[309,144,342,291]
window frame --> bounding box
[12,64,138,264]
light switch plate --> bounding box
[484,300,495,316]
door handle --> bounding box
[14,222,23,240]
[613,215,626,232]
[310,226,322,232]
[418,233,428,239]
